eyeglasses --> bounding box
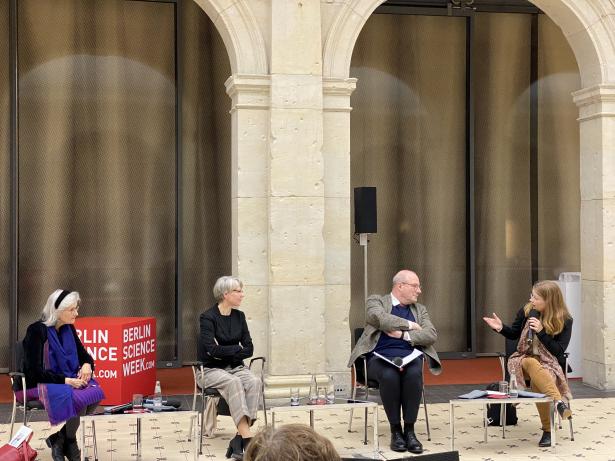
[231,289,244,294]
[401,282,422,290]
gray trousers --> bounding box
[197,365,261,427]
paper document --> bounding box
[9,425,33,447]
[373,349,423,370]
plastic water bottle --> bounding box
[509,375,519,398]
[153,380,163,411]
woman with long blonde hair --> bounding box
[483,280,573,447]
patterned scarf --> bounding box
[507,319,572,400]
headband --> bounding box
[54,290,71,309]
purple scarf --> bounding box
[37,325,105,425]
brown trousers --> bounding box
[521,357,567,431]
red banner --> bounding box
[76,317,156,405]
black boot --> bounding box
[390,429,407,452]
[64,438,81,461]
[226,434,242,459]
[405,431,424,454]
[241,437,252,452]
[46,431,65,461]
[538,431,551,447]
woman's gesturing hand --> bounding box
[78,363,92,382]
[65,377,87,389]
[482,313,503,332]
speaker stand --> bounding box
[359,233,369,305]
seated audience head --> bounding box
[244,424,341,461]
[41,289,81,327]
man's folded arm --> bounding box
[406,310,437,346]
[366,295,411,332]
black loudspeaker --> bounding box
[354,187,377,234]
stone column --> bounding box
[264,0,327,396]
[323,77,356,389]
[573,83,615,390]
[225,74,271,360]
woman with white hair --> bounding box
[21,289,105,461]
[197,276,261,460]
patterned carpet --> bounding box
[1,397,614,460]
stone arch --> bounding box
[323,0,613,87]
[192,0,267,75]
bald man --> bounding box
[348,270,442,454]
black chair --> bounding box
[348,328,431,442]
[8,341,99,460]
[498,338,574,440]
[188,357,268,454]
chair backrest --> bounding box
[13,341,25,372]
[10,341,26,392]
[352,328,368,385]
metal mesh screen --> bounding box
[350,11,580,354]
[350,14,468,353]
[180,0,232,363]
[537,15,581,280]
[0,0,10,370]
[473,12,533,353]
[17,0,177,359]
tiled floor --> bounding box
[1,384,615,461]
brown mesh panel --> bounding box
[473,12,533,352]
[0,0,11,370]
[180,0,232,363]
[351,14,468,352]
[537,14,581,281]
[17,0,177,359]
[350,11,580,354]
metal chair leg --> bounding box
[91,420,98,461]
[422,388,431,441]
[348,381,358,432]
[199,396,206,455]
[188,394,198,441]
[261,383,268,426]
[567,400,574,440]
[9,400,17,440]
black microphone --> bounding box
[392,357,403,367]
[527,309,541,345]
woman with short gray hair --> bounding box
[197,276,260,460]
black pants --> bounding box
[367,356,423,425]
[62,402,100,440]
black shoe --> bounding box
[405,431,424,454]
[390,430,407,452]
[557,400,572,420]
[538,431,551,447]
[64,438,81,461]
[226,434,244,460]
[46,431,65,461]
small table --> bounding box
[80,409,199,461]
[449,396,554,450]
[270,398,379,453]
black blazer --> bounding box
[22,321,94,388]
[197,304,254,369]
[499,307,573,373]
